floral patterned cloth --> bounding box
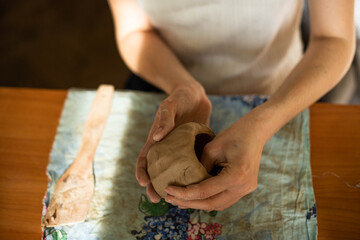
[42,90,317,240]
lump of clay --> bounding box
[147,122,215,198]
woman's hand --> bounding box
[136,82,212,203]
[164,115,267,211]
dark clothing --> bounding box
[125,73,164,93]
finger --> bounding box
[165,189,241,211]
[153,102,176,141]
[136,140,155,186]
[199,143,224,173]
[146,183,161,203]
[165,168,236,200]
[136,155,150,186]
[200,145,215,173]
[136,100,176,186]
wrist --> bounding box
[171,78,208,100]
[239,101,284,144]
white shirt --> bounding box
[136,0,304,95]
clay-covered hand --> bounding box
[164,116,266,211]
[136,82,212,203]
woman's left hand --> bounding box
[164,116,267,211]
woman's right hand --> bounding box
[136,82,212,203]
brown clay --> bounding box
[147,122,215,198]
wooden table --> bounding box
[0,88,359,240]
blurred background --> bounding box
[0,0,359,103]
[0,0,129,89]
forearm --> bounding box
[242,37,355,142]
[107,0,203,95]
[117,30,202,95]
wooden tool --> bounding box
[43,85,114,227]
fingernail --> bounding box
[165,197,173,204]
[165,187,173,195]
[151,198,161,203]
[153,128,163,141]
[138,179,149,187]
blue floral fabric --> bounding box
[42,90,317,240]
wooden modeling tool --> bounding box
[43,85,114,227]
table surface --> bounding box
[0,87,359,240]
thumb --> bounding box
[152,104,176,141]
[200,143,221,174]
[200,140,225,176]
